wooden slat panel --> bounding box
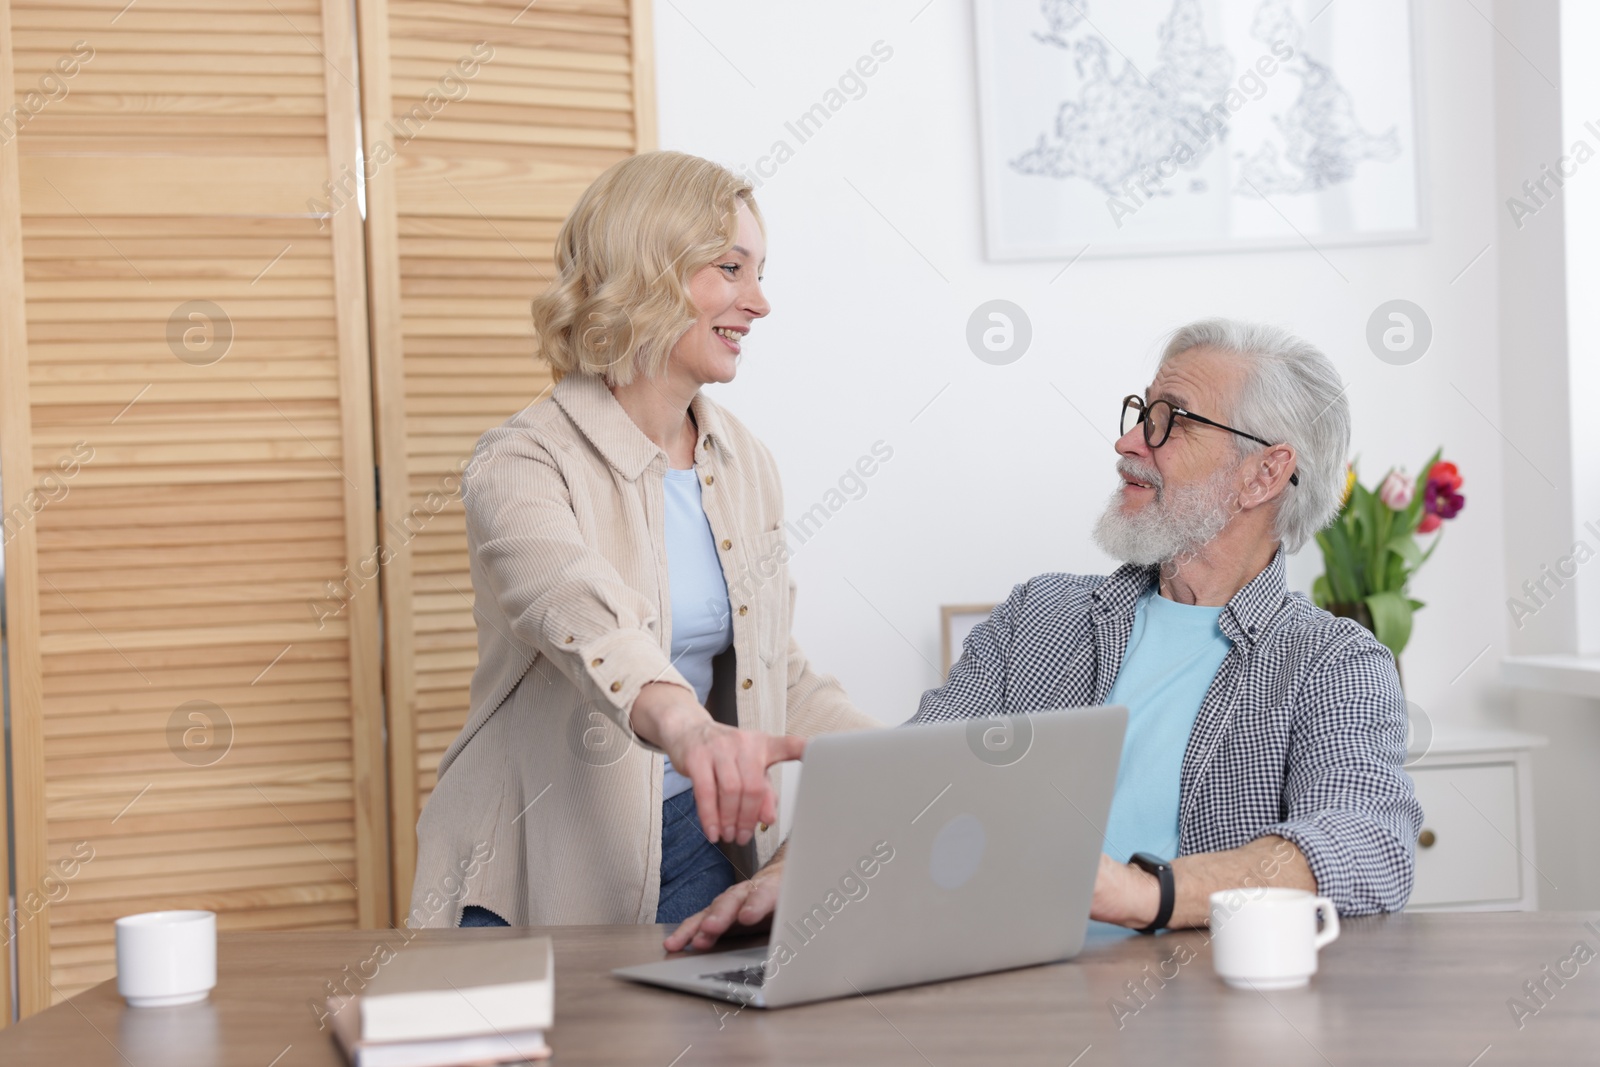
[394,153,623,217]
[0,0,29,1027]
[1,0,388,1016]
[359,0,656,922]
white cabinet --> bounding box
[1405,729,1544,912]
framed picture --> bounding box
[940,604,996,679]
[973,0,1426,259]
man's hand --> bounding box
[1088,853,1162,929]
[631,682,806,845]
[664,857,785,953]
[1088,838,1316,931]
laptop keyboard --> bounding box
[701,965,766,988]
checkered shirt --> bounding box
[912,549,1422,915]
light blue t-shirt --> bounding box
[660,467,734,800]
[1099,587,1232,863]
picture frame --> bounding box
[940,603,996,679]
[971,0,1428,260]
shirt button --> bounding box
[704,475,714,486]
[703,436,712,449]
[610,681,622,693]
[721,539,732,550]
[738,605,748,616]
[564,636,575,644]
[590,658,604,667]
[741,678,753,690]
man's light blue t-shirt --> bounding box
[1100,586,1232,863]
[660,467,734,800]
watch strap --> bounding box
[1129,852,1174,934]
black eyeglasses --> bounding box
[1120,395,1299,487]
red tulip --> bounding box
[1427,461,1463,493]
[1420,459,1464,532]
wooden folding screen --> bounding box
[0,1,22,1024]
[358,0,657,921]
[0,0,387,1013]
[1,0,657,1018]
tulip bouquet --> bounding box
[1312,449,1466,665]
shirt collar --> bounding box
[551,372,735,480]
[1090,547,1289,645]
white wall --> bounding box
[1559,0,1600,656]
[1497,0,1600,910]
[654,0,1511,734]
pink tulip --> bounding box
[1378,469,1413,510]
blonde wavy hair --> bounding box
[531,151,763,386]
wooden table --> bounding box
[2,913,1598,1065]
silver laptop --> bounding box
[613,705,1127,1008]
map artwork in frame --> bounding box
[974,0,1424,260]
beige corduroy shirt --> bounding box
[408,371,880,928]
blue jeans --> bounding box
[656,790,737,924]
[455,793,735,928]
[458,904,510,928]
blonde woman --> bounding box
[410,151,878,930]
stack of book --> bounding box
[328,937,553,1066]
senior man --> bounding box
[667,318,1422,950]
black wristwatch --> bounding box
[1128,852,1175,935]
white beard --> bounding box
[1092,459,1242,566]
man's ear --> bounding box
[1239,444,1297,508]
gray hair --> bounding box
[1159,318,1350,553]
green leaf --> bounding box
[1373,493,1395,589]
[1349,481,1373,545]
[1349,481,1386,594]
[1317,522,1363,604]
[1383,550,1406,592]
[1312,573,1332,608]
[1407,598,1426,611]
[1386,531,1424,570]
[1364,590,1415,660]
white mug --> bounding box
[115,910,217,1007]
[1209,887,1339,990]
